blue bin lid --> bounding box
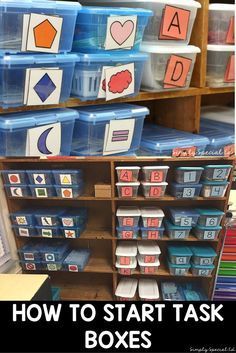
[27,170,52,174]
[168,246,193,257]
[0,0,81,10]
[199,126,233,146]
[169,208,199,217]
[77,52,148,63]
[63,249,90,264]
[195,208,224,216]
[140,226,164,231]
[168,261,190,269]
[80,6,153,16]
[75,103,149,122]
[201,180,229,186]
[176,167,204,171]
[0,53,79,65]
[171,182,202,188]
[0,109,78,130]
[164,219,192,230]
[141,125,209,151]
[204,164,232,169]
[194,224,222,231]
[190,246,217,257]
[117,226,139,231]
[191,262,215,270]
[201,119,235,138]
[53,170,83,174]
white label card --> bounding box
[183,188,195,198]
[33,174,46,185]
[213,168,227,180]
[62,218,74,227]
[19,228,29,237]
[22,13,63,53]
[47,264,57,271]
[10,187,23,197]
[176,257,187,264]
[24,68,62,106]
[175,268,186,275]
[45,253,55,262]
[105,63,135,101]
[8,174,21,184]
[211,186,224,197]
[16,217,27,225]
[26,123,61,157]
[41,217,53,226]
[203,231,216,240]
[200,258,211,265]
[206,217,218,227]
[42,229,53,238]
[174,230,186,239]
[60,174,72,185]
[199,269,210,276]
[183,171,196,183]
[105,15,137,50]
[180,217,192,227]
[103,118,135,155]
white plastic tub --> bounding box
[140,207,165,227]
[116,166,140,182]
[138,279,159,301]
[137,240,161,263]
[115,278,138,301]
[116,182,140,198]
[115,241,137,266]
[138,256,160,274]
[142,166,169,182]
[141,181,168,198]
[208,4,235,45]
[116,206,141,227]
[207,45,235,87]
[116,258,137,275]
[141,44,201,91]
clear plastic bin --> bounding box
[141,181,168,198]
[84,0,201,45]
[138,256,160,274]
[199,126,234,157]
[192,225,222,241]
[168,245,192,265]
[116,167,140,182]
[59,208,88,227]
[137,240,161,263]
[1,170,28,185]
[165,220,192,240]
[141,44,201,91]
[55,183,84,198]
[116,206,141,227]
[201,105,235,126]
[116,182,140,198]
[63,249,91,272]
[20,260,42,271]
[72,104,149,156]
[116,258,137,275]
[202,165,232,181]
[168,261,190,276]
[39,241,70,262]
[190,246,217,266]
[0,54,78,109]
[174,167,204,184]
[116,226,140,239]
[10,210,35,226]
[170,182,202,199]
[207,45,235,87]
[115,241,137,265]
[0,109,77,156]
[29,185,56,198]
[5,184,30,198]
[138,279,159,301]
[60,225,85,238]
[18,241,42,261]
[115,278,138,301]
[52,170,84,185]
[140,207,165,228]
[27,170,53,185]
[0,0,81,53]
[71,53,148,101]
[142,166,169,182]
[201,181,229,198]
[196,208,224,227]
[41,260,63,272]
[35,209,65,227]
[12,225,36,238]
[73,6,152,52]
[208,4,235,44]
[161,282,185,301]
[35,226,62,238]
[140,226,164,240]
[191,263,215,277]
[169,208,199,227]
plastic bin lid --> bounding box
[138,279,159,300]
[176,167,204,171]
[0,53,79,65]
[116,207,141,217]
[75,103,149,122]
[140,207,164,217]
[27,169,52,174]
[0,0,82,9]
[140,226,164,231]
[80,6,152,15]
[53,169,83,174]
[63,249,90,264]
[115,278,138,298]
[168,261,191,269]
[116,226,139,231]
[138,256,160,267]
[201,106,235,125]
[89,0,201,8]
[165,219,192,230]
[209,3,235,11]
[77,52,148,63]
[142,181,168,186]
[194,224,222,230]
[116,166,140,170]
[171,182,202,188]
[204,164,232,169]
[207,44,235,51]
[141,43,201,54]
[116,182,140,186]
[137,240,161,255]
[169,208,199,217]
[199,127,233,145]
[142,166,169,170]
[195,208,224,216]
[115,241,137,256]
[190,246,217,257]
[0,109,78,130]
[116,258,137,269]
[191,262,215,270]
[201,180,229,186]
[168,246,193,257]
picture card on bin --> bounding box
[159,5,190,40]
[163,55,192,88]
[226,17,235,44]
[103,119,135,155]
[97,66,110,99]
[26,122,61,156]
[105,15,137,50]
[105,63,135,101]
[224,55,235,82]
[24,68,62,106]
[21,13,63,53]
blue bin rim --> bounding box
[190,246,217,257]
[79,6,153,16]
[195,208,224,216]
[0,52,79,65]
[0,0,81,10]
[76,51,148,63]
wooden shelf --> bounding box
[60,284,113,301]
[83,256,113,274]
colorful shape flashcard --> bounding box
[33,174,46,185]
[25,263,36,271]
[42,228,53,238]
[19,228,29,237]
[159,5,190,40]
[45,253,55,262]
[105,15,137,50]
[64,230,76,238]
[224,55,235,83]
[62,218,74,227]
[41,217,53,226]
[164,55,192,88]
[69,264,78,272]
[8,174,21,184]
[60,174,72,185]
[35,188,48,198]
[24,252,34,261]
[61,188,73,199]
[10,187,23,197]
[105,63,135,101]
[16,217,27,225]
[47,264,58,271]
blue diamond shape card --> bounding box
[24,68,62,106]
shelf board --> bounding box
[83,256,113,273]
[114,196,227,201]
[60,284,113,301]
[16,229,113,240]
[8,195,111,201]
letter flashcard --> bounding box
[164,55,192,88]
[159,5,190,40]
[224,54,235,82]
[226,16,235,44]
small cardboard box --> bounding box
[95,183,112,198]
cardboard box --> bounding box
[95,183,112,198]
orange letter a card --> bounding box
[159,5,190,40]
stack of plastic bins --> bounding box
[140,207,165,240]
[137,241,161,274]
[116,207,141,240]
[206,4,235,88]
[171,166,204,199]
[193,208,224,242]
[201,164,231,198]
[167,245,192,276]
[141,166,169,199]
[115,241,137,275]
